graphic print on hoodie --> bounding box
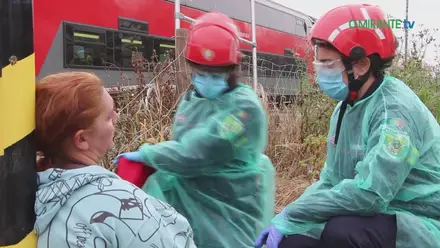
[34,165,196,248]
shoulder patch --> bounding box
[382,131,410,159]
[218,114,245,140]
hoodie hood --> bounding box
[34,165,119,235]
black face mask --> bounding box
[333,61,373,145]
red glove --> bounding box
[115,157,156,188]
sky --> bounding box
[272,0,440,64]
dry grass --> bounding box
[103,88,331,211]
[100,41,440,212]
[100,53,337,212]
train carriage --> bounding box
[0,1,316,246]
[34,0,315,97]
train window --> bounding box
[114,32,148,68]
[63,22,177,71]
[223,0,251,23]
[254,3,296,34]
[266,8,295,34]
[64,23,108,68]
[183,0,214,11]
[105,31,115,64]
[268,53,299,78]
[281,57,294,77]
[118,17,149,33]
[274,55,285,77]
[265,53,283,77]
[238,50,301,78]
[294,17,306,37]
[142,37,155,62]
[256,53,269,76]
[153,38,175,62]
[270,54,282,77]
[255,3,270,28]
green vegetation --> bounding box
[102,28,440,212]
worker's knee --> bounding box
[321,216,363,246]
[321,215,397,248]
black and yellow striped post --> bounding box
[0,0,37,247]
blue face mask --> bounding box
[316,69,348,101]
[192,73,229,99]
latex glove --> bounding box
[254,224,284,248]
[113,151,144,165]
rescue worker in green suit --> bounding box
[255,4,440,248]
[115,12,275,248]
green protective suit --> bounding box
[138,84,275,248]
[272,75,440,248]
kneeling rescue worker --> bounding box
[255,4,440,248]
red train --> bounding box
[33,0,316,97]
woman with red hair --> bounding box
[34,71,196,248]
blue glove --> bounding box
[254,224,284,248]
[113,151,145,165]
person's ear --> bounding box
[73,129,90,151]
[353,57,371,78]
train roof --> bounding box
[256,0,316,20]
[167,0,316,36]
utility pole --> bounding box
[404,0,409,66]
[0,0,37,246]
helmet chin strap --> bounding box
[345,64,371,105]
[333,59,371,145]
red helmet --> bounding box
[185,12,241,66]
[309,4,396,60]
